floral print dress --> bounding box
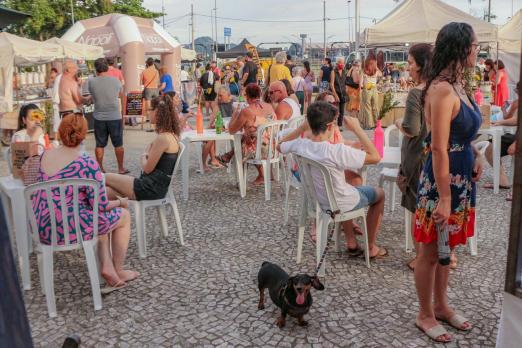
[32,153,122,245]
[414,98,481,248]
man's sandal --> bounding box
[436,314,472,331]
[416,323,453,343]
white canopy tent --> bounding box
[0,32,63,112]
[181,47,197,62]
[498,10,521,95]
[45,37,103,60]
[364,0,498,47]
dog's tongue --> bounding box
[296,293,305,305]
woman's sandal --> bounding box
[483,183,511,190]
[415,323,453,343]
[101,280,127,295]
[435,314,472,331]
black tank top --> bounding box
[154,152,178,175]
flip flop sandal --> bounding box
[370,246,389,259]
[415,323,453,343]
[119,169,130,174]
[436,314,472,331]
[347,246,364,257]
[483,183,511,189]
[406,258,416,271]
[101,280,127,295]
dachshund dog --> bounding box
[257,261,324,328]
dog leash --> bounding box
[314,209,340,276]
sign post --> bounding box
[224,27,231,50]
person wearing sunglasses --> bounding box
[269,80,301,121]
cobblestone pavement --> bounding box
[1,129,511,347]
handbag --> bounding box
[396,165,408,194]
[21,145,45,186]
[346,69,360,89]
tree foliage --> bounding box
[1,0,161,40]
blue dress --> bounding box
[414,97,482,247]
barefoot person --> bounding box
[414,22,484,343]
[32,114,138,291]
[104,94,181,201]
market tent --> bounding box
[0,33,63,112]
[45,37,104,60]
[364,0,498,46]
[217,38,271,59]
[498,10,521,94]
[62,13,182,93]
[181,47,197,62]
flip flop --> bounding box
[436,314,472,331]
[370,246,388,259]
[415,323,453,343]
[406,258,416,271]
[347,246,364,257]
[483,183,511,189]
[101,280,127,295]
[118,169,130,175]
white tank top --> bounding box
[282,97,301,119]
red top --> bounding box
[494,69,509,107]
[106,66,124,84]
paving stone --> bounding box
[0,130,509,347]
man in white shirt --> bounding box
[280,101,387,258]
[269,80,301,120]
[180,66,189,82]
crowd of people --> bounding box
[5,18,519,344]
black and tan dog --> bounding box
[257,261,324,328]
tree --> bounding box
[0,0,161,40]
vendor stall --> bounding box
[498,10,522,95]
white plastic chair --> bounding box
[129,143,186,258]
[378,125,403,212]
[24,178,103,318]
[3,147,12,174]
[294,155,370,276]
[244,120,287,201]
[282,116,306,223]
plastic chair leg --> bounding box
[37,252,45,295]
[334,221,342,252]
[361,217,371,268]
[283,180,290,224]
[157,206,169,238]
[390,182,396,212]
[134,203,147,258]
[469,234,478,256]
[171,200,184,246]
[263,162,271,201]
[41,248,57,317]
[316,215,330,276]
[83,242,102,311]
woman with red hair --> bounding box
[359,55,382,129]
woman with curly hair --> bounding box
[414,22,484,343]
[105,94,181,201]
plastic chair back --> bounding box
[165,142,185,196]
[3,147,12,174]
[24,178,99,249]
[286,115,305,129]
[294,154,339,213]
[254,120,287,162]
[384,124,403,148]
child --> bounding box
[12,104,46,152]
[280,101,388,259]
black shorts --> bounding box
[500,133,516,157]
[94,119,123,148]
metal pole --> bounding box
[214,0,218,60]
[323,0,326,58]
[191,4,195,51]
[487,0,492,22]
[355,0,360,50]
[162,0,165,28]
[71,0,75,25]
[348,1,351,44]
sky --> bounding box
[143,0,522,46]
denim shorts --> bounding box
[351,185,379,211]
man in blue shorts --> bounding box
[280,101,388,258]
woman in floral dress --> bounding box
[32,114,138,291]
[413,23,485,343]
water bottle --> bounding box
[373,120,384,157]
[215,111,223,134]
[436,223,451,266]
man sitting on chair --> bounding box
[279,101,388,259]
